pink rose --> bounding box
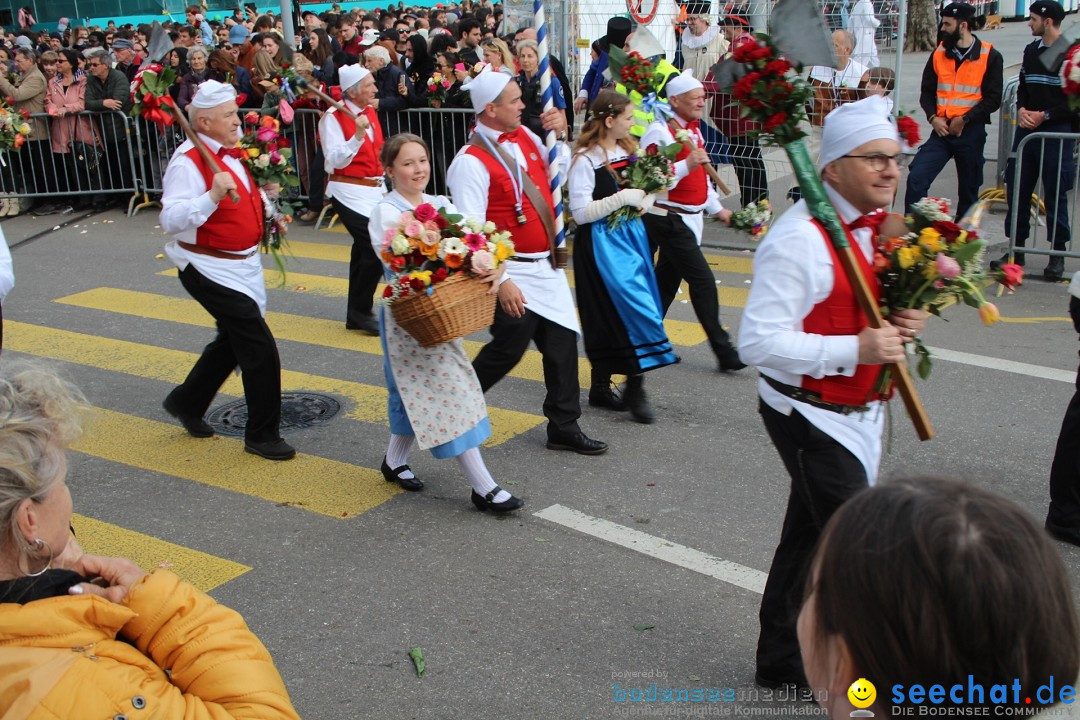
[269,151,282,164]
[471,249,495,272]
[404,220,425,238]
[382,228,396,247]
[256,126,278,143]
[422,229,440,246]
[935,253,961,279]
[413,203,438,222]
[400,211,416,224]
[424,220,441,232]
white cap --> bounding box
[466,64,512,114]
[190,79,237,108]
[339,64,371,94]
[665,69,703,98]
[361,29,380,45]
[818,95,900,169]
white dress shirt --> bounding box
[160,133,268,316]
[738,185,885,481]
[319,99,384,217]
[640,115,723,244]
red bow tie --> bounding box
[683,120,700,132]
[498,128,522,144]
[847,210,888,234]
[217,146,248,160]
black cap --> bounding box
[718,14,749,27]
[600,16,632,52]
[684,1,710,16]
[381,28,400,42]
[1030,0,1066,22]
[940,2,976,20]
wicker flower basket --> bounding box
[390,274,497,347]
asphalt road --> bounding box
[5,18,1080,719]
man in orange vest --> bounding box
[319,63,385,335]
[903,2,1003,219]
[447,67,608,456]
[740,96,926,688]
[159,80,295,461]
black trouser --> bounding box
[644,212,735,358]
[904,121,987,220]
[728,134,768,207]
[756,399,869,682]
[307,147,326,212]
[1004,122,1075,254]
[172,265,282,443]
[472,304,582,436]
[331,197,382,324]
[1049,297,1080,528]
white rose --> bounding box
[481,221,496,234]
[391,234,412,254]
[471,249,495,272]
[1070,64,1080,84]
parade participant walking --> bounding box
[159,80,295,461]
[995,0,1074,281]
[641,69,745,373]
[904,2,1002,220]
[739,96,927,689]
[319,63,385,335]
[848,0,881,69]
[1047,276,1080,546]
[569,90,677,423]
[368,134,523,513]
[447,67,608,456]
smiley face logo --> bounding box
[848,678,877,709]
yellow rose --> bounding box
[922,260,939,280]
[897,246,923,270]
[918,227,945,253]
[247,147,260,158]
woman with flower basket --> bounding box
[368,134,523,514]
[569,90,677,424]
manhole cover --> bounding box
[206,393,341,437]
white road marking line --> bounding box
[929,346,1075,383]
[534,504,767,594]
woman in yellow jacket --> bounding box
[0,363,299,720]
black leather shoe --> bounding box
[345,314,379,335]
[755,671,809,690]
[471,485,525,513]
[244,438,296,461]
[1044,256,1065,282]
[546,430,608,455]
[381,457,424,491]
[990,252,1024,270]
[717,348,747,373]
[162,393,214,438]
[588,382,626,411]
[1046,519,1080,547]
[623,376,655,424]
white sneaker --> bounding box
[0,199,11,217]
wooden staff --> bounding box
[704,163,732,196]
[292,76,370,131]
[169,104,240,203]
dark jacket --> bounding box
[1017,38,1075,127]
[374,63,418,137]
[84,67,132,140]
[517,70,565,140]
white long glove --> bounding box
[578,188,647,224]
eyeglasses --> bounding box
[840,153,909,171]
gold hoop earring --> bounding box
[25,537,53,578]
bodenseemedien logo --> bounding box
[849,678,877,717]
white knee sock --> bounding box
[386,434,416,479]
[456,447,511,503]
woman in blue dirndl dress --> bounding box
[570,90,678,424]
[368,133,523,514]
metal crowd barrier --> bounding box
[980,75,1020,209]
[1005,130,1080,262]
[0,110,138,212]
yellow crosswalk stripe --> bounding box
[72,406,398,519]
[155,267,719,340]
[72,514,250,592]
[5,321,541,447]
[58,287,600,386]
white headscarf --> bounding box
[190,80,237,108]
[466,64,511,114]
[818,95,899,169]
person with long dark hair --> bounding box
[569,90,676,423]
[303,28,335,82]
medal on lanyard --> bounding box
[515,203,526,225]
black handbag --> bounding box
[68,140,101,172]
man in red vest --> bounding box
[739,96,926,689]
[319,63,384,335]
[159,80,295,461]
[641,69,745,374]
[447,66,607,456]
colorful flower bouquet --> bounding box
[609,141,683,228]
[380,204,515,346]
[726,35,812,144]
[0,99,30,151]
[129,64,178,128]
[896,111,921,149]
[238,111,299,280]
[426,71,453,107]
[875,197,1022,379]
[729,198,771,237]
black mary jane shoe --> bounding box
[470,485,525,513]
[381,458,424,491]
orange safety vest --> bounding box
[932,41,992,119]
